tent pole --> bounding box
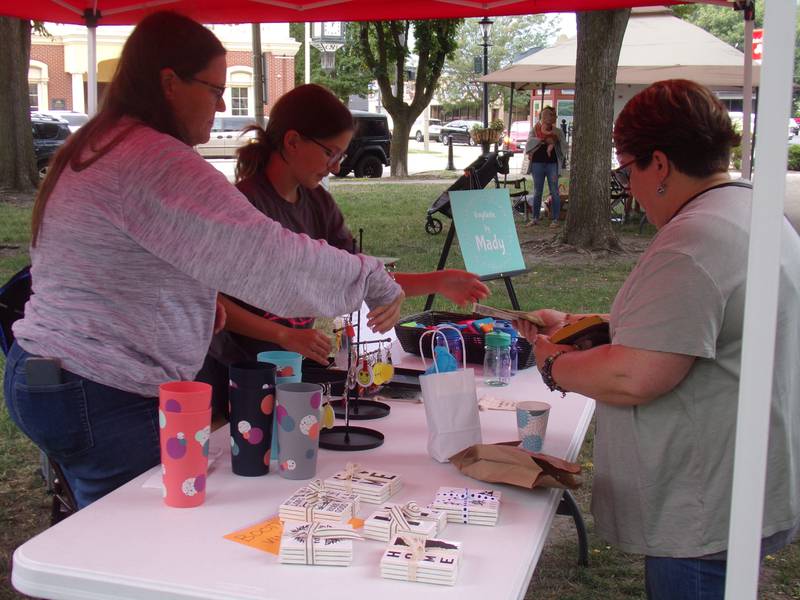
[507,84,515,139]
[741,5,755,179]
[85,9,99,116]
[725,1,796,599]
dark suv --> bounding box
[31,112,70,178]
[337,110,391,178]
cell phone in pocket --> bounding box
[25,357,62,385]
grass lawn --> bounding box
[1,184,798,599]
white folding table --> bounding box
[12,339,594,600]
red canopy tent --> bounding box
[0,0,720,25]
[0,2,795,600]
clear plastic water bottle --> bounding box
[483,331,512,386]
[494,323,520,375]
[435,327,464,365]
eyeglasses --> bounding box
[612,156,645,190]
[190,77,226,101]
[303,135,348,170]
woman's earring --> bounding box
[656,182,667,195]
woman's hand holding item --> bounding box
[514,308,571,339]
[278,327,332,365]
[436,270,490,307]
[366,290,405,333]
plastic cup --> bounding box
[158,381,212,508]
[516,401,551,453]
[228,361,276,476]
[258,351,303,461]
[257,351,302,384]
[275,383,323,480]
[159,381,212,413]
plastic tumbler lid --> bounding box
[485,331,511,348]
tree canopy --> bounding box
[437,15,559,115]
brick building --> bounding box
[29,23,300,117]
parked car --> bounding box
[31,112,70,178]
[38,110,89,133]
[790,118,799,138]
[440,120,482,146]
[337,110,391,178]
[410,117,442,142]
[503,120,532,152]
[196,115,260,158]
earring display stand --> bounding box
[329,337,392,421]
[319,243,386,451]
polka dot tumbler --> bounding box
[228,361,276,477]
[158,382,212,508]
[275,383,323,480]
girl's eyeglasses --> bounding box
[303,136,348,170]
[190,77,226,101]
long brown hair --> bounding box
[235,84,353,183]
[31,11,226,245]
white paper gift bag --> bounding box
[418,327,482,462]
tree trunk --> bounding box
[389,118,411,177]
[0,17,37,193]
[563,9,629,251]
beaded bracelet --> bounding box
[540,350,567,397]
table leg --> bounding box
[556,490,589,566]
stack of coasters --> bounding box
[279,521,362,566]
[363,502,438,542]
[324,463,402,504]
[279,480,360,523]
[380,534,462,586]
[432,486,501,526]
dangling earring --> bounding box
[656,182,667,196]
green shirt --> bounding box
[593,184,800,557]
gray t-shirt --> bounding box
[14,120,401,397]
[593,183,800,557]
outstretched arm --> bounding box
[393,270,490,307]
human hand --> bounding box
[534,334,577,372]
[436,269,490,307]
[213,297,227,334]
[513,308,570,340]
[546,143,555,156]
[366,290,405,333]
[279,327,332,365]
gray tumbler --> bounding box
[275,382,323,480]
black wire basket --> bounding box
[394,310,535,369]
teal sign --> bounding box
[449,189,526,277]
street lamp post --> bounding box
[479,17,494,128]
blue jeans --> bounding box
[645,556,726,600]
[530,161,561,221]
[4,342,160,509]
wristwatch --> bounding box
[540,350,567,397]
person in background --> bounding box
[524,106,565,228]
[4,12,403,509]
[198,84,490,414]
[515,79,800,600]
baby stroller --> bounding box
[424,151,513,235]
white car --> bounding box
[38,110,89,133]
[410,117,442,142]
[196,116,261,158]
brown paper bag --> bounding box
[449,441,582,490]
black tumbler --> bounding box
[228,361,276,476]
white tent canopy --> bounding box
[481,6,760,89]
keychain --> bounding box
[319,383,336,429]
[356,357,374,387]
[372,341,395,385]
